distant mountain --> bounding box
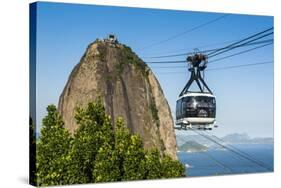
[222,133,273,144]
[176,132,273,148]
[179,141,208,152]
[221,133,250,143]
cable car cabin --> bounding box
[175,92,216,130]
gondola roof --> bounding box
[178,92,216,99]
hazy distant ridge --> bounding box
[176,133,273,148]
[221,133,273,144]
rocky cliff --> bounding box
[58,39,177,159]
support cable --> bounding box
[208,42,273,64]
[192,129,272,171]
[139,14,229,50]
[201,150,234,173]
[142,39,272,59]
[207,30,273,58]
[204,131,272,169]
[207,27,273,57]
[145,42,272,65]
[148,60,272,70]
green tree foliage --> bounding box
[141,149,185,180]
[161,155,186,178]
[93,143,120,182]
[114,118,131,179]
[68,99,115,184]
[36,99,185,186]
[143,149,162,179]
[113,118,147,180]
[36,105,72,186]
[122,135,146,180]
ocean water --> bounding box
[177,144,273,177]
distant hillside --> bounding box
[176,133,273,148]
[179,141,208,152]
[221,133,250,143]
[222,133,273,144]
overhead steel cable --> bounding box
[202,130,273,171]
[141,39,239,58]
[201,150,234,173]
[207,61,273,71]
[140,27,273,57]
[207,27,273,57]
[204,130,273,169]
[208,42,273,64]
[150,60,273,74]
[145,41,272,64]
[191,129,272,171]
[208,32,273,59]
[142,39,273,59]
[149,65,187,69]
[138,14,229,51]
[194,130,272,170]
[207,27,273,56]
[148,60,273,70]
[146,60,187,64]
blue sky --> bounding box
[35,2,273,138]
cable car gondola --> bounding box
[175,53,217,130]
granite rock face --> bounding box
[58,40,177,159]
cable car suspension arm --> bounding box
[179,53,213,96]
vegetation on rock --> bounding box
[120,45,148,76]
[150,99,160,123]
